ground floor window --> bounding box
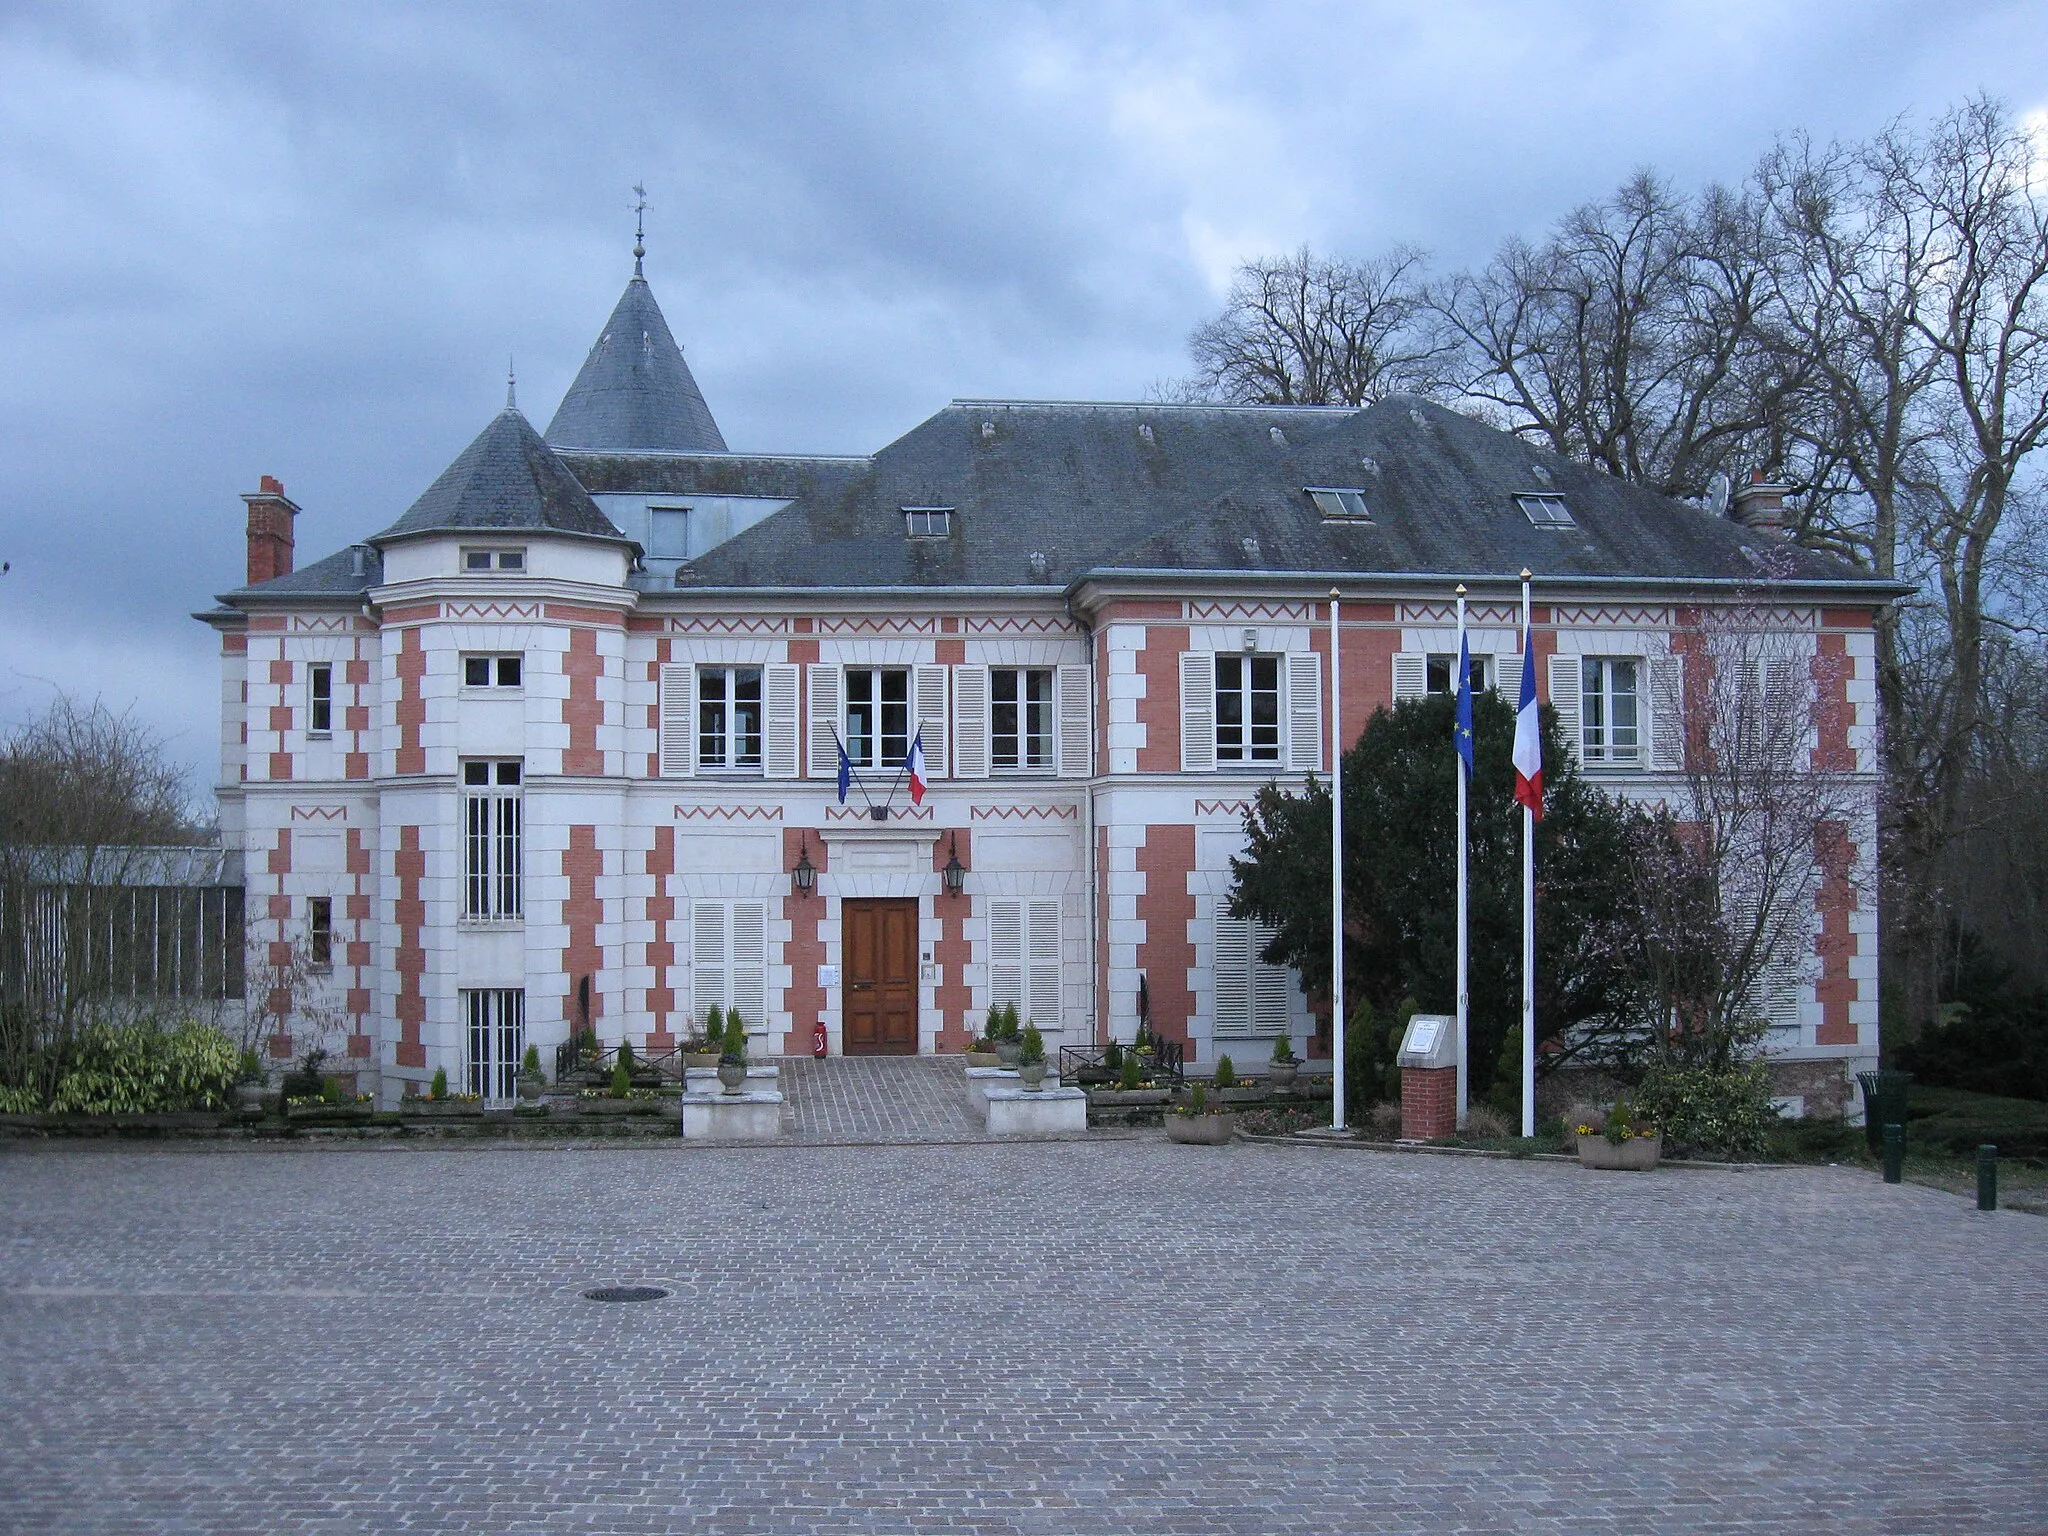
[465,988,525,1101]
[988,898,1060,1027]
[692,900,768,1031]
[1213,914,1291,1037]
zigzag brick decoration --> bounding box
[672,805,782,821]
[970,804,1080,821]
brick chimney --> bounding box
[1731,470,1790,532]
[241,474,299,584]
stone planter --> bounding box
[1017,1060,1048,1093]
[399,1099,484,1120]
[964,1050,1002,1069]
[235,1081,270,1113]
[995,1041,1023,1068]
[1165,1113,1236,1145]
[578,1097,642,1117]
[287,1103,374,1125]
[1577,1132,1662,1171]
[717,1062,750,1095]
[517,1074,545,1103]
[683,1051,721,1070]
[1267,1062,1298,1092]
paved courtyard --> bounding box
[1,1138,2042,1535]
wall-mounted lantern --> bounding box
[941,833,967,898]
[791,835,817,898]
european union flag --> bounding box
[836,738,852,805]
[1454,632,1476,779]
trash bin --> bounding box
[1857,1069,1912,1156]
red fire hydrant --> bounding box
[812,1018,828,1058]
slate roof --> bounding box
[371,406,628,548]
[559,449,873,505]
[216,542,384,603]
[544,275,727,454]
[664,395,1895,595]
[674,401,1354,590]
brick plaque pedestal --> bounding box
[1401,1065,1457,1140]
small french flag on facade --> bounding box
[1513,644,1544,819]
[906,728,928,806]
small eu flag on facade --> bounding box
[836,737,852,805]
[1454,633,1476,779]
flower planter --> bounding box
[995,1041,1023,1068]
[1577,1132,1662,1171]
[516,1075,545,1103]
[235,1082,271,1113]
[1165,1113,1237,1145]
[1267,1062,1298,1092]
[286,1104,374,1125]
[577,1097,643,1117]
[964,1050,1003,1069]
[683,1052,721,1070]
[716,1062,750,1095]
[1017,1061,1048,1093]
[399,1100,483,1120]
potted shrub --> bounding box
[1166,1082,1236,1145]
[1017,1024,1048,1093]
[1214,1054,1237,1090]
[1118,1053,1145,1092]
[965,1011,1004,1068]
[717,1010,750,1094]
[994,1005,1024,1068]
[1576,1098,1662,1171]
[684,1011,723,1070]
[235,1048,270,1113]
[517,1045,546,1102]
[1268,1033,1298,1092]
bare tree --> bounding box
[1180,245,1444,406]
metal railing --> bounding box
[553,1042,697,1084]
[1058,1039,1185,1086]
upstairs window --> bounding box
[308,896,333,969]
[462,547,526,572]
[1215,654,1282,763]
[902,507,953,538]
[1426,653,1493,695]
[1516,492,1575,529]
[698,666,763,771]
[648,506,691,559]
[991,668,1053,771]
[307,664,333,734]
[463,655,523,689]
[1307,487,1372,522]
[461,760,523,920]
[1581,658,1641,764]
[844,668,911,768]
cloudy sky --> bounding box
[1,0,2042,799]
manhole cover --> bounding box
[581,1285,669,1303]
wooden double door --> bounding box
[842,898,919,1055]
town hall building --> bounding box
[200,250,1896,1113]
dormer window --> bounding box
[903,507,953,538]
[648,506,690,559]
[463,547,526,572]
[1308,488,1372,522]
[1515,493,1575,529]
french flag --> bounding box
[1513,645,1544,819]
[906,728,928,805]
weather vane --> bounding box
[632,182,647,276]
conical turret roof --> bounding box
[373,405,629,545]
[545,274,727,453]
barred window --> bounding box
[462,759,522,920]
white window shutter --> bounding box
[1179,651,1216,772]
[762,664,800,779]
[987,899,1023,1013]
[1766,942,1803,1031]
[912,663,948,778]
[1024,899,1061,1027]
[1284,651,1322,772]
[1252,920,1291,1032]
[691,901,728,1023]
[1392,652,1426,701]
[953,664,991,779]
[1213,914,1252,1034]
[1547,654,1582,766]
[730,900,767,1031]
[1055,664,1091,779]
[1649,656,1684,771]
[807,663,843,778]
[658,663,694,778]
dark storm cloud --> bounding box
[1,0,2042,793]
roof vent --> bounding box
[1027,551,1050,581]
[1269,426,1287,446]
[980,420,996,441]
[1240,535,1262,560]
[1138,423,1155,446]
[1359,455,1379,474]
[1529,463,1552,485]
[1409,408,1429,430]
[350,546,366,578]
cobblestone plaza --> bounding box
[2,1135,2042,1534]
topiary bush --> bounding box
[1018,1024,1045,1066]
[721,1010,749,1065]
[1271,1032,1296,1065]
[429,1065,448,1102]
[617,1037,637,1075]
[1213,1054,1236,1089]
[521,1044,542,1077]
[610,1060,632,1097]
[1119,1053,1143,1091]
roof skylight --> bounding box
[1515,492,1576,529]
[902,507,953,537]
[1308,487,1373,522]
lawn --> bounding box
[1771,1084,2048,1214]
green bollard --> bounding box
[1882,1122,1904,1184]
[1978,1145,1998,1211]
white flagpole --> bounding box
[1455,583,1469,1130]
[1521,570,1537,1139]
[1329,588,1345,1132]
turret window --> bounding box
[462,547,526,572]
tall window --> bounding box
[1214,914,1292,1036]
[308,897,333,969]
[1425,654,1492,695]
[308,664,333,734]
[465,988,525,1101]
[1214,654,1281,762]
[844,667,910,768]
[1581,658,1641,764]
[462,760,522,920]
[698,666,763,771]
[991,668,1053,770]
[988,899,1061,1027]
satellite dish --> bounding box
[1706,472,1732,520]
